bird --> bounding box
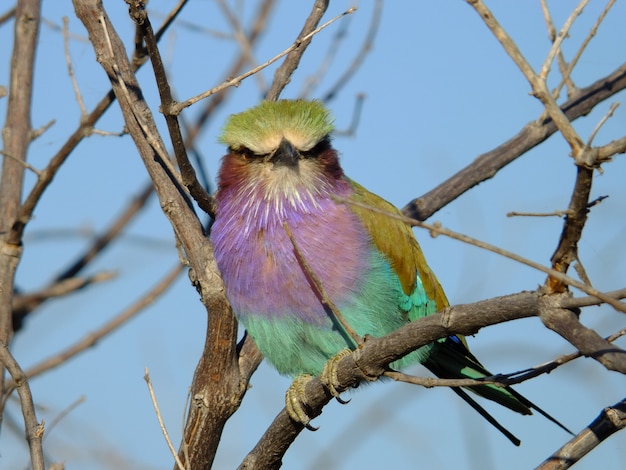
[209,99,571,445]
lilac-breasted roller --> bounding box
[210,100,570,445]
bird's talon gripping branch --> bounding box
[285,374,318,430]
[320,349,352,403]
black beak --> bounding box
[269,138,300,167]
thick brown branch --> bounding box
[72,3,242,469]
[0,0,41,420]
[546,166,593,293]
[403,61,626,221]
[13,1,185,248]
[539,297,626,373]
[238,291,540,468]
[241,287,626,468]
[126,2,215,216]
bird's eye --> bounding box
[238,148,264,161]
[300,138,331,159]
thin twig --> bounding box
[174,5,355,112]
[333,93,365,136]
[63,16,88,118]
[550,0,617,102]
[126,2,214,216]
[145,368,187,470]
[282,222,361,347]
[29,119,55,141]
[335,195,626,314]
[322,0,381,102]
[0,341,44,470]
[539,0,589,81]
[582,102,620,162]
[384,370,510,389]
[466,0,585,157]
[11,0,188,246]
[0,6,16,26]
[0,151,41,176]
[13,271,115,315]
[3,263,183,392]
[540,0,576,96]
[507,209,571,218]
[42,395,86,441]
[216,0,267,92]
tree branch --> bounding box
[265,0,330,101]
[0,340,44,470]
[537,397,626,469]
[72,3,243,468]
[239,289,626,468]
[126,1,215,216]
[403,61,626,221]
[0,0,41,427]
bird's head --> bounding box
[215,100,346,207]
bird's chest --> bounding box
[213,200,373,324]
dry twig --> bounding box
[145,368,187,470]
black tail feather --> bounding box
[423,336,573,441]
[451,386,521,446]
[503,384,574,435]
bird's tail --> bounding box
[422,336,573,446]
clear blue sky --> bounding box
[1,1,625,468]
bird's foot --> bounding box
[285,374,318,431]
[320,349,352,404]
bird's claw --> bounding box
[286,374,318,431]
[320,349,352,404]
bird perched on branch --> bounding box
[210,99,570,445]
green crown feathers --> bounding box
[219,100,335,154]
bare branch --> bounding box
[173,5,354,112]
[12,271,115,325]
[145,368,187,470]
[0,6,16,26]
[537,397,626,470]
[321,0,382,102]
[339,195,626,314]
[12,0,188,246]
[125,1,215,216]
[550,0,617,101]
[0,340,44,470]
[467,0,586,156]
[546,165,594,293]
[183,0,276,146]
[403,61,626,221]
[265,0,330,101]
[62,16,88,117]
[0,0,42,415]
[239,290,589,469]
[539,296,626,373]
[540,0,576,95]
[4,263,183,391]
